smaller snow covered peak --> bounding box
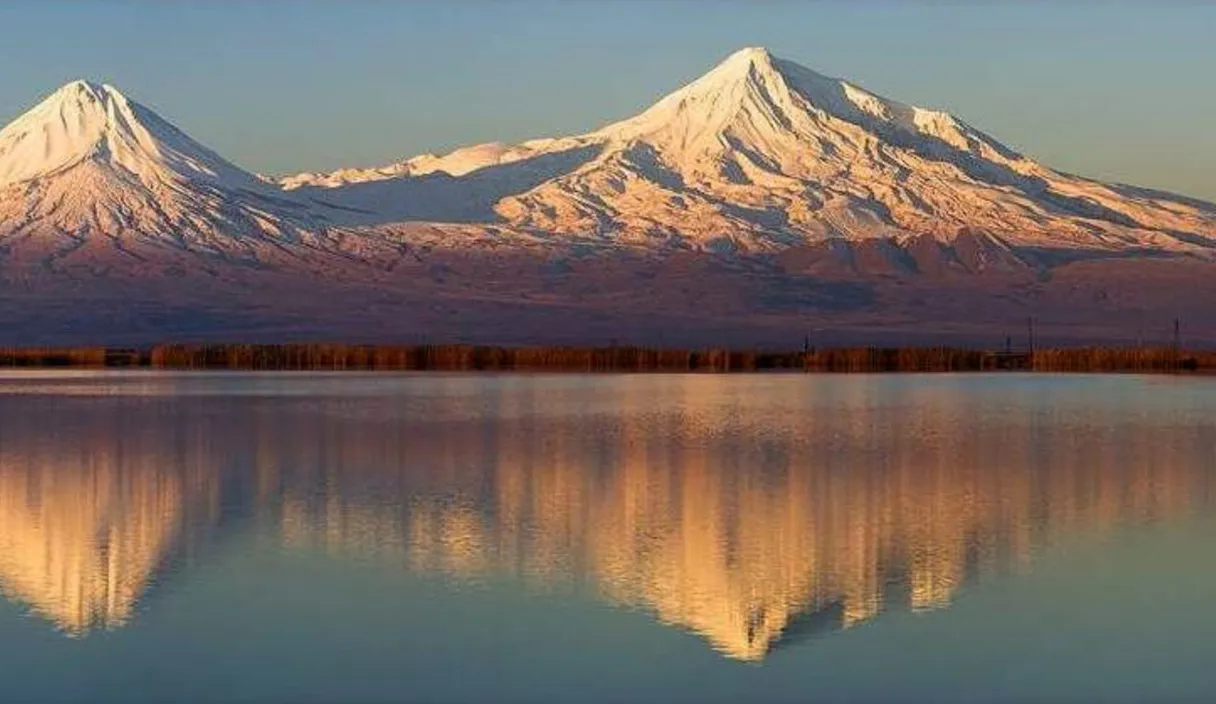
[40,79,134,118]
[0,79,316,252]
[0,79,146,187]
[0,78,260,191]
[30,79,123,118]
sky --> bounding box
[1,1,1213,201]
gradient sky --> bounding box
[1,2,1212,200]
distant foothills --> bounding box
[1,48,1214,347]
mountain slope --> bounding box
[287,47,1216,256]
[0,80,323,260]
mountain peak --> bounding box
[54,78,120,100]
[587,46,1038,179]
[705,46,795,87]
[0,79,147,188]
[484,47,1211,251]
[721,46,775,66]
[0,76,301,252]
[593,46,848,158]
[37,79,135,126]
[0,79,258,191]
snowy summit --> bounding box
[0,80,256,190]
[0,79,314,249]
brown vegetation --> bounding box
[1027,346,1216,372]
[0,347,109,367]
[2,343,1215,373]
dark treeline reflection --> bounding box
[0,375,1212,660]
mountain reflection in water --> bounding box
[0,374,1211,661]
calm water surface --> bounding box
[0,372,1214,702]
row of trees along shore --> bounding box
[0,344,1213,373]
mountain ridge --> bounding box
[2,49,1216,346]
[283,47,1216,255]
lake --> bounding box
[0,372,1214,702]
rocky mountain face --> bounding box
[1,50,1214,346]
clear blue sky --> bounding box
[1,2,1212,200]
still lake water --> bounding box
[0,372,1214,702]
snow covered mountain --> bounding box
[2,51,1216,346]
[6,52,1215,264]
[286,47,1216,255]
[0,80,322,258]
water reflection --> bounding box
[0,375,1211,660]
[0,411,223,634]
